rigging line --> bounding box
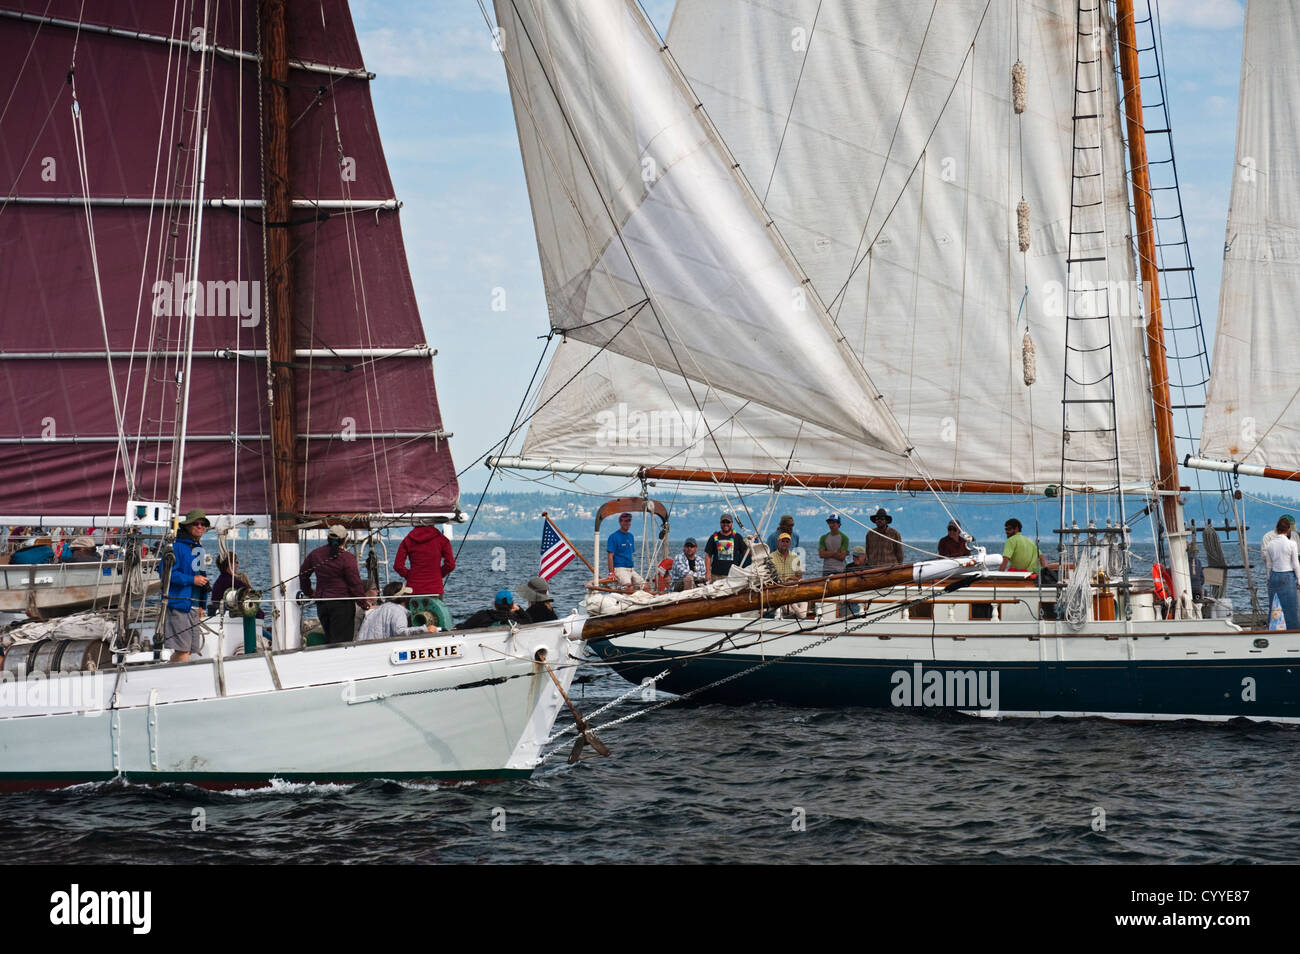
[454,331,557,560]
[760,0,824,206]
[830,0,940,326]
[826,0,995,315]
[0,0,53,133]
[401,311,641,520]
[123,0,186,502]
[69,76,136,499]
[501,1,760,524]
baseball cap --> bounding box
[495,589,514,608]
[826,513,841,522]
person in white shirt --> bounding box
[1261,514,1298,571]
[1262,517,1300,630]
[357,582,440,641]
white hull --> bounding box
[0,613,585,788]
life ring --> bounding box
[1152,563,1173,605]
[654,558,674,593]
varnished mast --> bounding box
[261,0,302,645]
[1115,0,1192,610]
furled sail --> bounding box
[494,0,910,456]
[1201,0,1300,472]
[0,0,458,518]
[518,0,1160,488]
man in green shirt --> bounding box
[999,518,1042,573]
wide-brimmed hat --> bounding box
[70,535,96,550]
[180,508,211,527]
[870,508,892,524]
[520,576,554,603]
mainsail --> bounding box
[1201,0,1300,474]
[514,0,1160,489]
[494,0,910,457]
[0,0,458,519]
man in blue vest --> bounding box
[160,509,211,663]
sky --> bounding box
[346,0,1253,499]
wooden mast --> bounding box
[261,0,301,645]
[1114,0,1192,609]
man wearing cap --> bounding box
[606,512,646,590]
[520,576,558,622]
[61,535,101,564]
[938,520,971,559]
[670,538,707,591]
[865,508,904,567]
[842,545,869,616]
[767,532,807,619]
[160,509,212,663]
[299,524,367,644]
[456,589,529,629]
[765,515,799,553]
[705,513,749,583]
[819,514,850,575]
[357,581,441,641]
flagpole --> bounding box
[543,512,595,574]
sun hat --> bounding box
[70,535,96,550]
[519,576,554,603]
[870,508,892,524]
[180,508,211,527]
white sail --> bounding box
[1201,0,1300,472]
[518,0,1160,487]
[494,0,910,456]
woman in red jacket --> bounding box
[393,525,455,596]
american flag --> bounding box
[539,517,578,580]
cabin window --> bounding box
[910,602,934,620]
[970,602,994,620]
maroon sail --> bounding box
[0,0,458,519]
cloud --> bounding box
[1156,0,1244,30]
[360,25,506,92]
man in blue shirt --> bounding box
[160,509,211,663]
[606,512,645,589]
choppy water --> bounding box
[2,538,1297,864]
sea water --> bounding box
[0,538,1295,864]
